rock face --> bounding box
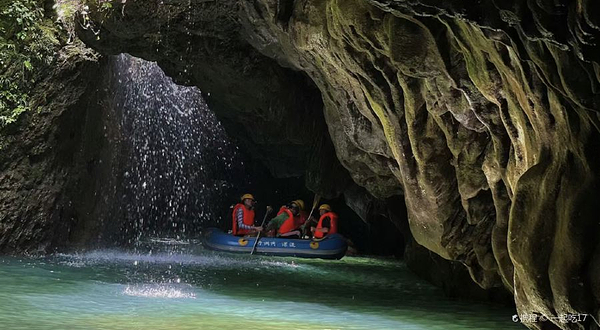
[75,0,354,198]
[75,1,600,328]
[0,43,125,253]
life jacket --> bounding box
[277,206,306,234]
[232,203,255,236]
[314,212,338,239]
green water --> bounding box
[0,241,523,330]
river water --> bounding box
[0,241,523,330]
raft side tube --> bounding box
[201,228,347,260]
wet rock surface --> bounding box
[0,44,124,253]
[75,1,600,328]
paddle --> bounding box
[303,194,321,238]
[250,206,273,255]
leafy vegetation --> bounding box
[54,0,119,38]
[0,0,59,128]
[0,0,118,131]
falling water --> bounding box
[111,54,246,241]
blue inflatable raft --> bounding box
[202,228,347,260]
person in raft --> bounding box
[311,204,339,239]
[265,199,306,238]
[231,193,263,236]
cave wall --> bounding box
[248,2,600,327]
[0,42,124,253]
[77,1,600,328]
[75,0,354,198]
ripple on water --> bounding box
[122,284,196,299]
[259,260,300,269]
[55,250,312,272]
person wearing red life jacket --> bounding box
[265,199,306,238]
[231,193,263,236]
[311,204,338,239]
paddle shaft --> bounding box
[250,207,272,255]
[303,195,320,236]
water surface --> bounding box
[0,242,522,330]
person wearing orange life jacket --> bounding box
[311,204,339,239]
[265,199,306,238]
[231,193,263,236]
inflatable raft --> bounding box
[202,228,347,260]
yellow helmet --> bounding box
[292,199,305,211]
[240,193,255,201]
[319,204,332,212]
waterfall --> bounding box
[110,54,246,241]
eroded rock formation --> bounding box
[75,1,600,328]
[0,42,124,253]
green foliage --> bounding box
[54,0,85,40]
[0,0,58,128]
[100,1,112,10]
[0,0,113,131]
[54,0,119,38]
